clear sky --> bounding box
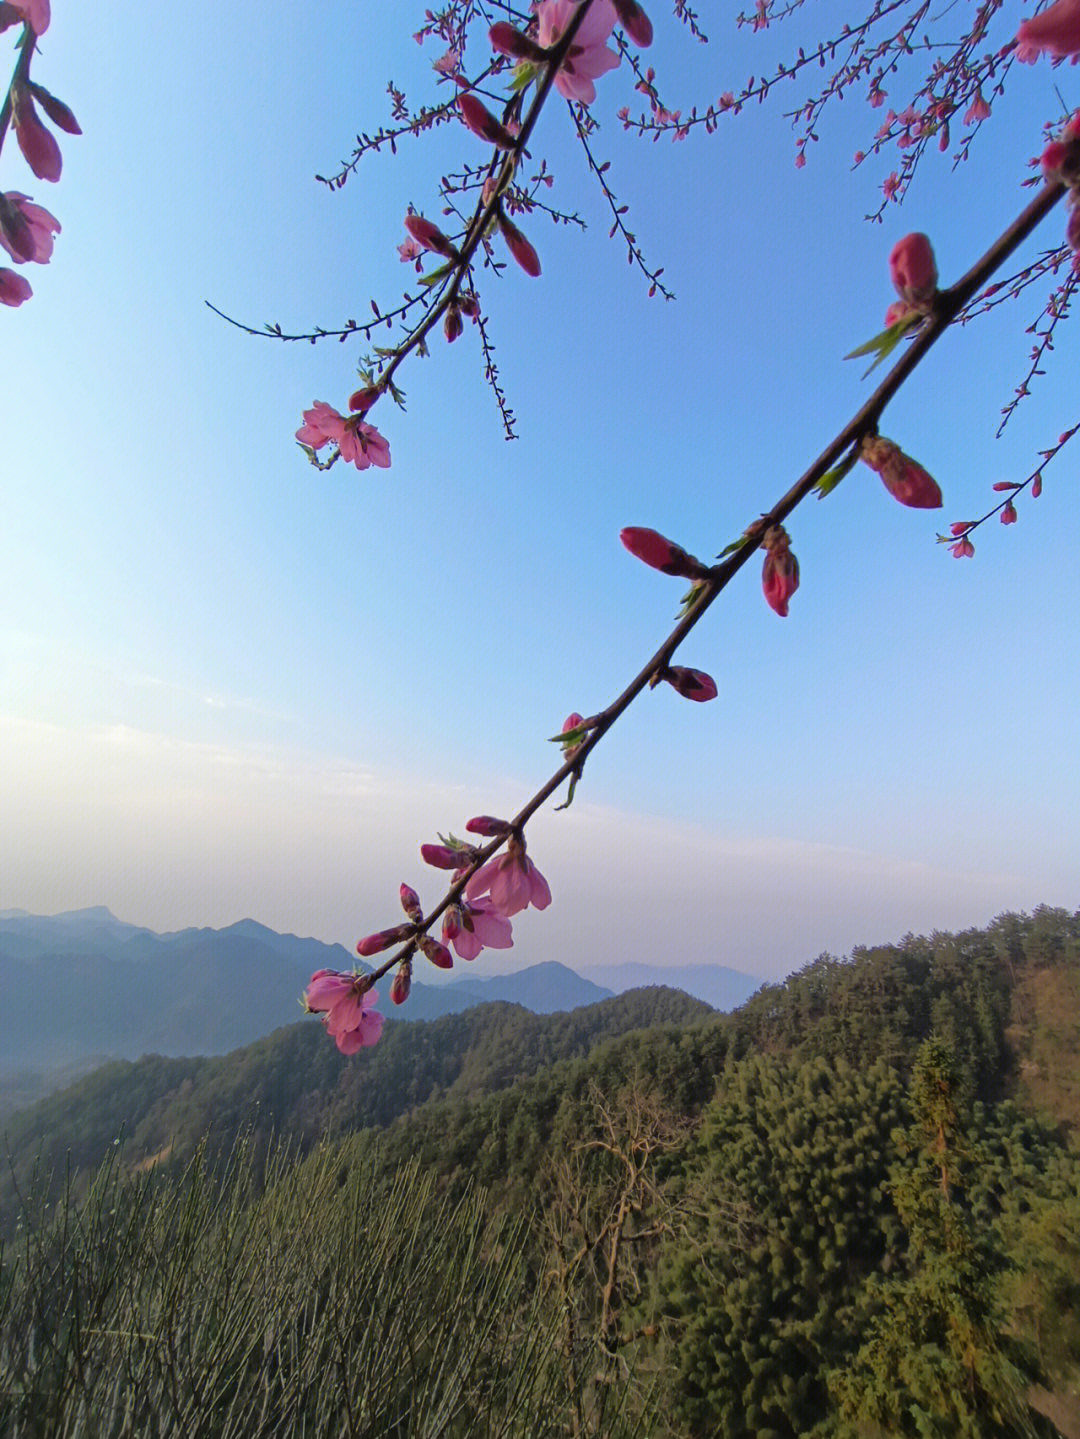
[1,2,1076,984]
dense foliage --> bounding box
[3,907,1078,1434]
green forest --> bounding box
[2,907,1078,1436]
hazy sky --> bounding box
[1,3,1076,984]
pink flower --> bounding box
[465,836,551,917]
[964,93,991,124]
[433,48,460,74]
[304,969,384,1053]
[295,402,391,471]
[761,525,799,617]
[889,233,937,306]
[950,536,975,558]
[620,526,708,578]
[10,0,49,33]
[537,0,620,104]
[662,666,718,701]
[13,91,62,182]
[458,93,517,148]
[443,898,514,959]
[1016,0,1080,60]
[0,192,60,264]
[0,268,32,306]
[860,435,943,509]
[398,236,424,263]
[1001,501,1018,524]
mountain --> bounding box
[0,910,611,1089]
[579,960,760,1012]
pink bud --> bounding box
[488,21,548,61]
[1001,501,1017,524]
[950,521,975,535]
[458,292,480,318]
[404,212,459,259]
[0,267,32,306]
[663,667,718,702]
[399,884,423,921]
[612,0,654,45]
[889,233,937,306]
[418,934,454,969]
[466,815,512,837]
[9,0,49,34]
[1032,473,1043,498]
[498,213,541,276]
[457,93,517,149]
[13,91,62,182]
[356,923,414,957]
[884,299,917,329]
[421,842,477,870]
[348,385,379,413]
[390,963,412,1005]
[761,525,799,617]
[444,305,463,343]
[28,82,80,134]
[620,526,708,579]
[861,435,943,509]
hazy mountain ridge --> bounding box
[0,909,621,1083]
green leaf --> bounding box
[717,535,749,559]
[418,263,453,288]
[843,311,922,378]
[815,448,859,498]
[509,62,538,93]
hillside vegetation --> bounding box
[2,907,1077,1437]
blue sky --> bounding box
[1,2,1076,984]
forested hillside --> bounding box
[3,908,1078,1437]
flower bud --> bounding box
[444,305,463,342]
[620,526,708,579]
[404,212,459,259]
[488,21,548,61]
[418,934,454,969]
[612,0,654,46]
[950,521,975,536]
[399,884,423,922]
[1032,473,1043,498]
[761,525,799,617]
[1001,501,1017,524]
[889,232,937,306]
[28,82,80,134]
[950,536,975,558]
[884,299,918,329]
[348,385,380,413]
[458,292,480,319]
[0,267,32,306]
[13,91,62,182]
[662,667,718,702]
[498,213,541,276]
[860,435,943,509]
[356,923,414,957]
[466,815,512,837]
[421,842,478,870]
[390,962,412,1006]
[458,93,517,149]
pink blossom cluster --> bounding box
[304,817,554,1053]
[1,4,79,308]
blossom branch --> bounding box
[308,172,1068,1046]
